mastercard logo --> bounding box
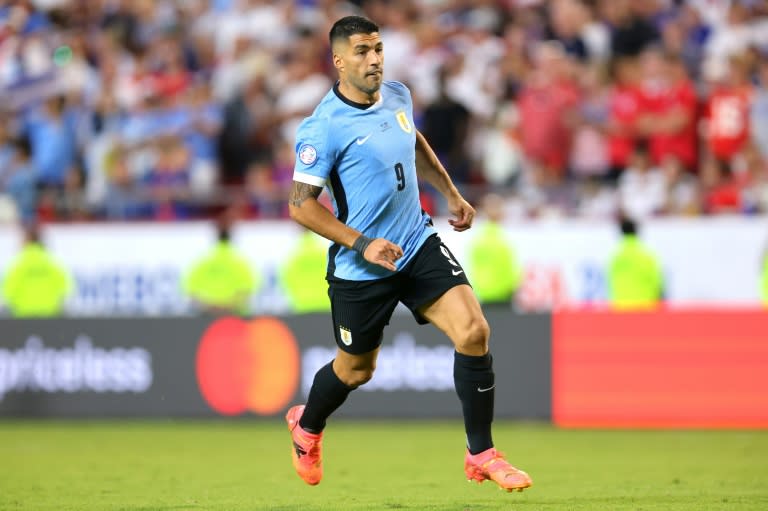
[196,317,300,416]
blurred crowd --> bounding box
[1,0,768,224]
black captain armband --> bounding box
[352,235,373,255]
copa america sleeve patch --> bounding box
[298,144,318,166]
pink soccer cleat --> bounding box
[464,447,533,492]
[285,405,323,486]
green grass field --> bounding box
[1,420,767,511]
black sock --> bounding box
[299,361,354,433]
[454,351,495,455]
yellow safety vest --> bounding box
[2,243,72,317]
[467,222,521,305]
[608,236,663,310]
[183,242,257,314]
[279,232,330,313]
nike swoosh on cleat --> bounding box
[356,134,373,145]
[477,384,495,392]
[293,441,307,458]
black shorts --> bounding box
[328,234,470,354]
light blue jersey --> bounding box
[293,81,436,281]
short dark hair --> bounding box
[329,16,379,47]
[619,216,638,236]
[24,222,41,244]
[216,220,231,243]
[217,226,230,243]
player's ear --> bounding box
[331,39,347,72]
[332,51,344,72]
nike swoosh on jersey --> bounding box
[452,269,464,276]
[355,134,373,145]
[477,384,495,393]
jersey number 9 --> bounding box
[394,163,406,191]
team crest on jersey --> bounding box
[339,326,353,346]
[298,144,317,166]
[396,111,412,133]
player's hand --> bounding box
[363,238,403,272]
[447,194,475,232]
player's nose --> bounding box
[368,51,382,66]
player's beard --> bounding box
[357,70,382,95]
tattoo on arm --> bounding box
[289,182,323,208]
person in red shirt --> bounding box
[703,56,753,163]
[700,156,743,214]
[606,57,643,180]
[150,38,191,99]
[518,41,580,185]
[636,49,698,172]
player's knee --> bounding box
[340,367,375,388]
[335,359,376,388]
[454,316,490,355]
[334,350,379,388]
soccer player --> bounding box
[284,15,532,493]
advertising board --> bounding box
[552,309,768,428]
[0,311,551,419]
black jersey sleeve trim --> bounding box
[326,164,348,278]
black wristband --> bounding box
[352,235,373,255]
